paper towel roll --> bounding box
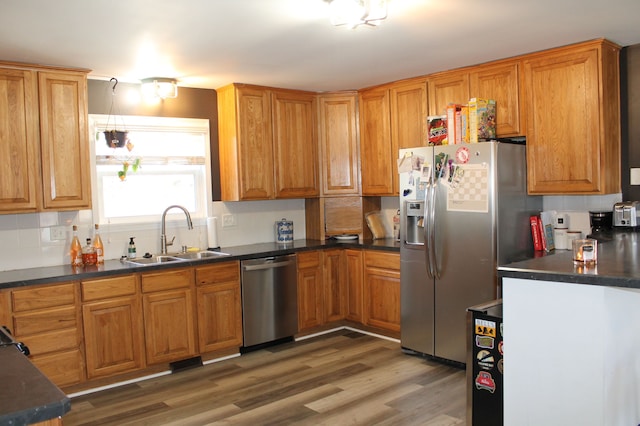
[207,217,219,249]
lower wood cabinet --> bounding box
[297,251,324,331]
[363,250,400,332]
[7,281,85,387]
[195,261,243,353]
[141,268,197,365]
[81,275,144,379]
[345,249,364,323]
[323,249,347,322]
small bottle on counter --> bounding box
[82,238,97,266]
[128,237,136,259]
[93,224,104,264]
[70,225,83,267]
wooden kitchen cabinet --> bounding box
[81,275,145,379]
[323,249,346,322]
[524,39,620,194]
[359,79,427,196]
[427,70,470,117]
[8,281,85,387]
[141,268,197,365]
[217,83,319,200]
[469,60,524,137]
[317,92,360,196]
[363,250,400,332]
[0,63,90,213]
[358,86,393,195]
[272,88,319,198]
[195,261,243,353]
[345,249,364,323]
[297,251,324,331]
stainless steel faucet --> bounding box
[160,205,194,254]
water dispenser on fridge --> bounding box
[404,200,424,246]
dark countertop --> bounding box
[498,232,640,288]
[0,346,70,425]
[0,238,399,290]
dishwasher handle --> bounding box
[242,259,295,272]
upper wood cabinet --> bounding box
[427,71,470,117]
[0,64,91,213]
[359,78,427,196]
[317,92,360,196]
[272,88,319,198]
[217,83,318,200]
[469,60,523,137]
[523,39,620,194]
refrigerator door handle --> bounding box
[429,181,441,279]
[424,180,434,279]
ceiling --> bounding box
[2,0,640,92]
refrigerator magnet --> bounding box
[455,146,470,163]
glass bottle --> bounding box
[82,238,97,266]
[93,224,104,264]
[70,225,83,267]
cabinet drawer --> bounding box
[30,349,84,387]
[12,282,76,312]
[13,306,77,336]
[20,328,79,355]
[141,268,193,293]
[297,251,320,269]
[195,261,240,286]
[364,251,400,270]
[82,275,138,301]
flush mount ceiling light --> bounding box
[328,0,387,29]
[141,77,178,100]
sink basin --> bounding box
[123,255,185,266]
[173,250,231,260]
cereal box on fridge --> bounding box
[468,98,496,143]
[427,115,447,145]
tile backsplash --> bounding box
[0,194,623,272]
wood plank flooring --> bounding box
[64,330,466,425]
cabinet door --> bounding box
[272,89,319,198]
[195,262,242,353]
[143,288,197,365]
[470,61,523,136]
[38,71,91,210]
[359,87,394,195]
[363,251,400,332]
[318,93,360,196]
[345,249,364,323]
[0,68,40,213]
[427,71,470,116]
[83,296,145,379]
[390,79,428,194]
[218,84,274,200]
[524,42,620,194]
[323,249,346,322]
[297,251,324,331]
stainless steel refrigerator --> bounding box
[399,141,541,364]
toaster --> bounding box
[613,201,640,227]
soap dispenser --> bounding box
[128,237,136,259]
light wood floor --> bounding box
[65,330,466,425]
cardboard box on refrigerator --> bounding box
[468,98,496,143]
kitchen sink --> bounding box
[173,250,231,260]
[123,255,185,266]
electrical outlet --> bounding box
[631,168,640,185]
[222,214,236,228]
[50,226,67,241]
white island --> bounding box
[499,232,640,426]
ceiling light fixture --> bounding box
[141,77,178,100]
[328,0,387,29]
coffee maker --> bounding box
[587,211,614,242]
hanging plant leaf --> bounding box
[132,158,141,172]
[118,170,126,181]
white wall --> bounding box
[0,193,623,272]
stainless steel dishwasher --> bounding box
[240,254,298,349]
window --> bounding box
[89,115,211,226]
